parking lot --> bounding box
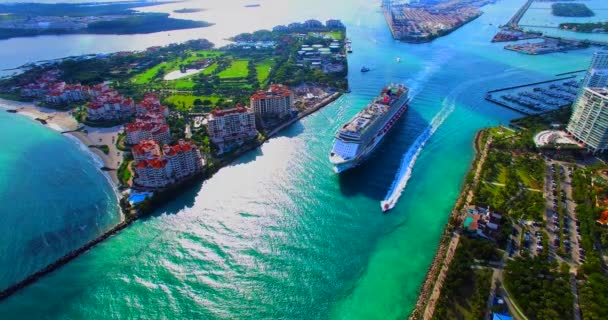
[544,161,586,266]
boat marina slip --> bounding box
[0,0,605,319]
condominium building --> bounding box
[136,93,169,117]
[125,119,171,145]
[132,139,161,162]
[250,84,294,120]
[589,50,608,69]
[206,105,258,153]
[134,158,172,189]
[162,139,205,179]
[580,50,608,89]
[133,139,205,189]
[567,87,608,153]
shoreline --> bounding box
[0,90,343,301]
[0,98,123,187]
[408,129,486,320]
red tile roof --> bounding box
[136,158,167,169]
[251,84,293,100]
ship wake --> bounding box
[380,98,455,212]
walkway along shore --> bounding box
[0,91,343,301]
[409,130,493,320]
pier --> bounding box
[506,0,534,29]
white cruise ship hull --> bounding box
[330,100,408,173]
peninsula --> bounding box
[382,0,495,43]
[0,1,212,40]
[0,19,349,299]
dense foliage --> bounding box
[579,273,608,320]
[86,14,211,34]
[433,238,498,320]
[504,256,573,320]
[551,3,594,17]
[560,22,608,33]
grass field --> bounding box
[165,95,220,111]
[132,50,222,84]
[255,59,274,84]
[218,60,249,79]
[202,62,218,75]
[309,31,344,40]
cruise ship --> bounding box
[329,84,409,173]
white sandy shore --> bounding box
[0,98,124,186]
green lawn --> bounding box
[165,95,220,111]
[202,62,218,75]
[255,59,274,84]
[497,166,508,184]
[218,60,249,79]
[309,31,344,40]
[132,50,222,84]
[517,168,542,190]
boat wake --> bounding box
[380,98,455,212]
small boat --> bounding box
[382,202,392,213]
[396,57,401,63]
[361,66,370,72]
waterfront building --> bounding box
[86,97,135,122]
[86,84,135,122]
[206,105,258,154]
[132,139,161,162]
[134,158,172,189]
[580,50,608,89]
[125,119,171,145]
[133,139,205,189]
[162,139,205,179]
[44,82,89,105]
[567,87,608,153]
[250,84,295,123]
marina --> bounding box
[486,76,582,115]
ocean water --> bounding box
[0,0,596,318]
[520,0,608,42]
[0,111,120,291]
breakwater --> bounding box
[487,76,576,93]
[0,91,342,301]
[0,217,134,301]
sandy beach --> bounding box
[0,98,79,131]
[0,98,123,186]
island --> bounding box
[551,3,595,17]
[382,0,495,43]
[0,19,350,299]
[560,22,608,34]
[0,1,212,40]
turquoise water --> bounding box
[0,111,120,291]
[0,0,596,318]
[520,0,608,42]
